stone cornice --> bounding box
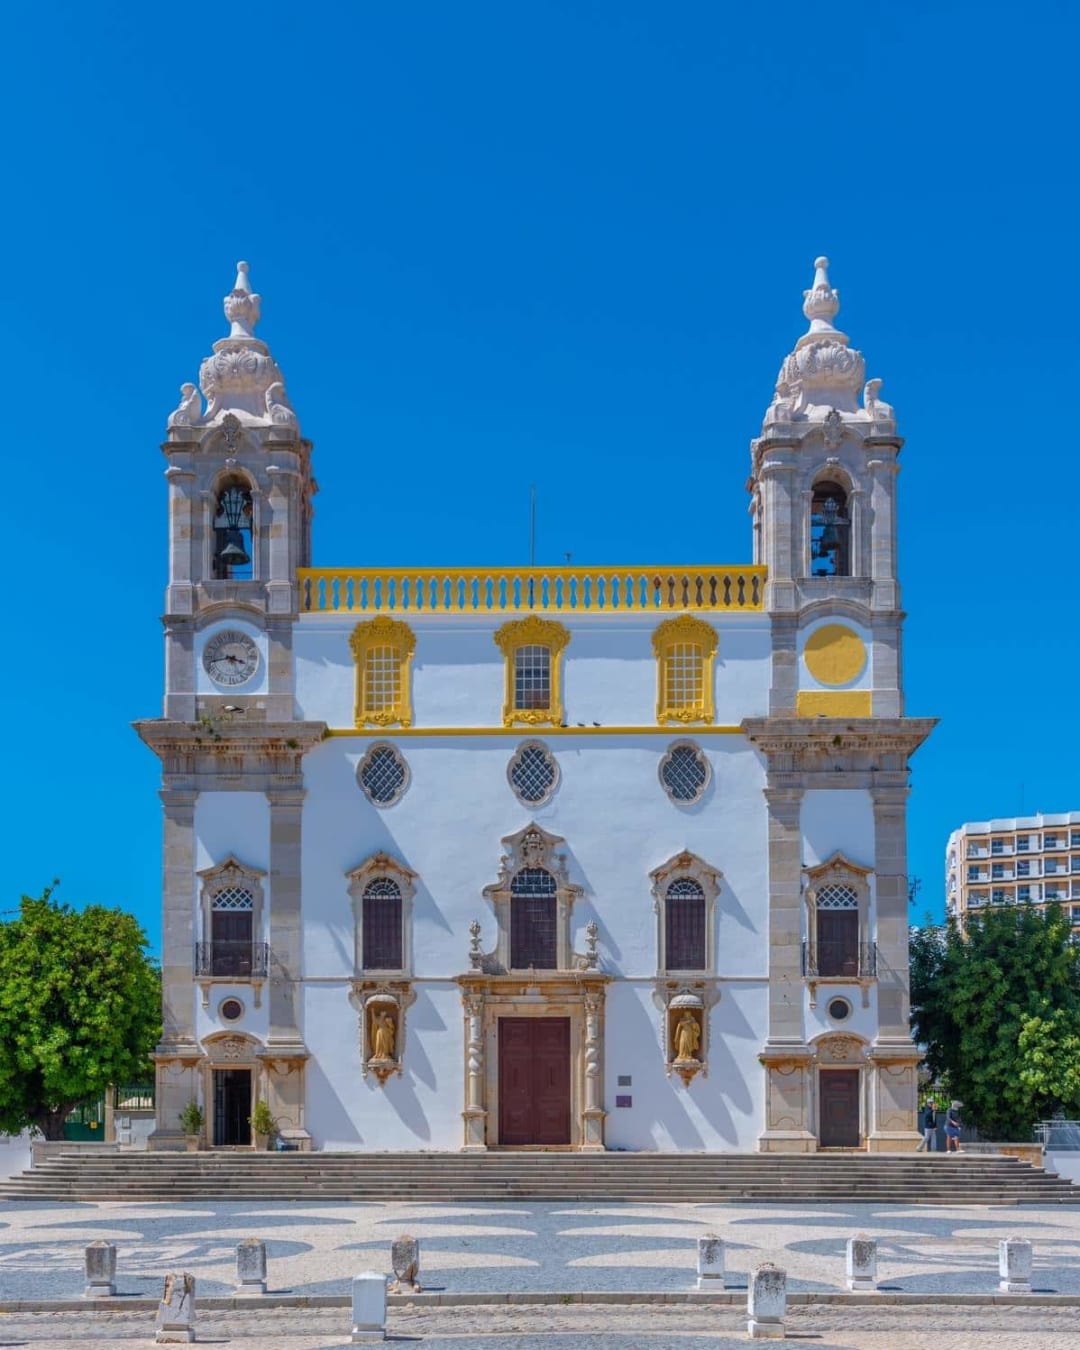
[135,719,326,786]
[741,716,936,768]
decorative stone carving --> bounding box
[653,982,719,1086]
[862,377,895,422]
[822,408,844,449]
[167,383,203,428]
[813,1033,866,1065]
[265,381,298,427]
[349,980,416,1085]
[480,822,584,972]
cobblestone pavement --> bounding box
[3,1199,1080,1302]
[0,1304,1079,1347]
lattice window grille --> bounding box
[359,745,408,805]
[665,877,707,970]
[665,641,704,713]
[509,743,557,804]
[211,887,254,912]
[660,743,708,803]
[514,645,551,711]
[362,878,403,969]
[816,883,858,910]
[510,867,558,969]
[363,644,401,715]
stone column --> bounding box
[759,785,815,1152]
[266,788,306,1052]
[867,448,900,612]
[581,988,605,1151]
[867,779,921,1150]
[265,462,298,618]
[151,789,201,1149]
[462,992,487,1151]
[757,448,798,611]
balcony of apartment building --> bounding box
[966,841,991,859]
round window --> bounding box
[827,997,852,1022]
[220,998,245,1023]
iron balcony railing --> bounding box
[802,939,878,979]
[194,941,270,980]
[298,565,766,615]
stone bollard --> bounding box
[696,1233,726,1290]
[236,1238,267,1296]
[351,1271,387,1343]
[84,1240,116,1298]
[999,1236,1033,1293]
[747,1263,786,1340]
[845,1234,877,1292]
[389,1234,421,1293]
[155,1272,196,1344]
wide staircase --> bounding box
[1,1151,1078,1204]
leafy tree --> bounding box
[0,886,160,1139]
[910,903,1080,1139]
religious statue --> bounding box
[862,378,895,422]
[167,382,202,428]
[673,1010,701,1062]
[265,381,298,427]
[370,1008,396,1061]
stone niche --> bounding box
[349,980,416,1086]
[653,982,718,1087]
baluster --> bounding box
[737,573,746,606]
[694,574,704,606]
[708,574,717,606]
[752,573,761,606]
[722,574,732,606]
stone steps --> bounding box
[1,1152,1077,1204]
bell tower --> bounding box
[160,261,315,722]
[138,263,325,1150]
[743,257,935,1154]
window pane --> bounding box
[514,645,551,711]
[510,868,557,968]
[363,645,401,714]
[362,879,403,969]
[666,878,706,970]
[665,643,704,715]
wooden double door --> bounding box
[498,1018,571,1146]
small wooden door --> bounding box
[498,1018,571,1145]
[213,1068,252,1146]
[819,1069,861,1147]
[817,910,859,976]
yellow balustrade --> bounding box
[298,566,765,614]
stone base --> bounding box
[757,1131,818,1154]
[155,1330,195,1344]
[999,1281,1031,1293]
[697,1275,726,1291]
[865,1131,922,1153]
[147,1129,188,1154]
[84,1284,115,1299]
[748,1317,785,1339]
[235,1281,266,1296]
[351,1333,386,1344]
[846,1277,875,1291]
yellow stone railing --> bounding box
[299,566,765,614]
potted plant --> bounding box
[178,1100,204,1152]
[248,1099,276,1151]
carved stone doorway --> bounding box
[498,1018,571,1145]
[213,1068,252,1147]
[819,1068,860,1147]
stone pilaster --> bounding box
[266,788,307,1056]
[461,990,487,1151]
[582,988,606,1151]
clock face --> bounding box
[203,629,260,687]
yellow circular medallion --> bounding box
[803,624,866,687]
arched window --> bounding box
[362,878,403,971]
[212,479,254,580]
[665,878,706,971]
[510,867,558,969]
[195,856,268,986]
[346,853,418,976]
[814,883,859,977]
[652,616,718,724]
[494,618,571,727]
[650,851,722,975]
[803,853,874,983]
[349,617,416,728]
[810,481,851,578]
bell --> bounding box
[218,531,250,567]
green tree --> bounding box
[0,887,160,1139]
[910,903,1080,1139]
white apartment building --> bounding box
[946,813,1080,924]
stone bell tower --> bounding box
[137,264,325,1149]
[743,257,935,1153]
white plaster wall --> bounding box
[300,735,769,981]
[801,790,875,874]
[293,614,772,729]
[603,982,766,1151]
[303,981,464,1150]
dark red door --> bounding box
[819,1069,861,1147]
[498,1018,571,1145]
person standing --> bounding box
[917,1098,937,1151]
[945,1100,963,1153]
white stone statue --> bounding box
[863,378,895,422]
[266,381,298,427]
[167,382,202,427]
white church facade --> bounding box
[138,257,934,1153]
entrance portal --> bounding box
[213,1068,252,1146]
[819,1068,861,1147]
[498,1018,571,1145]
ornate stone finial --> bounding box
[803,256,840,335]
[468,919,483,968]
[224,261,261,340]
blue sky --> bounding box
[1,2,1076,949]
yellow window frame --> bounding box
[349,616,417,728]
[652,614,718,725]
[494,615,571,728]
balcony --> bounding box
[194,941,269,980]
[802,940,878,979]
[298,565,766,614]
